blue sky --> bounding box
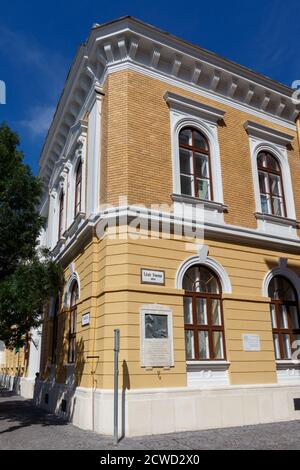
[0,0,299,174]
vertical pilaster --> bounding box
[86,88,104,218]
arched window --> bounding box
[269,275,300,360]
[179,127,212,200]
[74,162,82,217]
[51,295,60,364]
[183,265,225,360]
[68,282,78,363]
[257,151,286,217]
[58,192,64,240]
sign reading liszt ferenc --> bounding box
[141,269,165,285]
[140,305,174,368]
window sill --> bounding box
[172,194,228,213]
[186,360,230,371]
[276,360,300,369]
[62,211,86,242]
[255,212,298,228]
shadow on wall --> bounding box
[34,337,85,422]
[121,359,130,440]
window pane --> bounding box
[270,304,277,328]
[195,153,209,178]
[267,154,279,171]
[212,299,222,325]
[196,298,207,325]
[292,335,300,360]
[180,175,193,196]
[272,196,284,216]
[282,334,292,359]
[213,331,224,359]
[179,128,192,146]
[260,194,270,214]
[194,130,208,150]
[180,149,192,174]
[280,305,289,329]
[258,171,268,194]
[258,152,268,168]
[183,266,220,294]
[273,334,280,359]
[198,331,209,359]
[196,178,210,200]
[290,306,300,329]
[269,276,296,301]
[185,330,195,359]
[184,297,193,324]
[270,174,282,197]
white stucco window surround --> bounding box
[175,252,232,294]
[70,143,86,220]
[245,120,297,238]
[164,92,227,225]
[64,271,81,308]
[176,252,231,388]
[262,261,300,299]
[262,261,300,383]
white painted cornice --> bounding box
[244,120,294,146]
[38,16,300,203]
[51,204,300,265]
[164,91,225,123]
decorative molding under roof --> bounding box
[244,120,294,146]
[164,91,225,124]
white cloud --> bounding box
[20,105,55,137]
[0,26,67,99]
[0,25,68,138]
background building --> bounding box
[3,17,300,436]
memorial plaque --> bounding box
[243,334,261,352]
[140,306,174,368]
[145,314,168,339]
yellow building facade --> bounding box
[2,17,300,436]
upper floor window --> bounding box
[183,265,225,361]
[269,275,300,360]
[257,151,286,217]
[74,162,82,217]
[179,127,213,200]
[58,192,64,239]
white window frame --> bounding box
[176,253,231,387]
[245,120,297,237]
[165,92,227,224]
[262,263,300,384]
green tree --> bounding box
[0,123,62,348]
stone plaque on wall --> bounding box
[140,305,174,368]
[243,334,261,352]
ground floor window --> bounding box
[269,275,300,360]
[68,282,78,363]
[183,265,226,361]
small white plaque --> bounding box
[81,312,90,326]
[243,334,261,352]
[141,269,165,285]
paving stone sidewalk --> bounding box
[0,387,300,450]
